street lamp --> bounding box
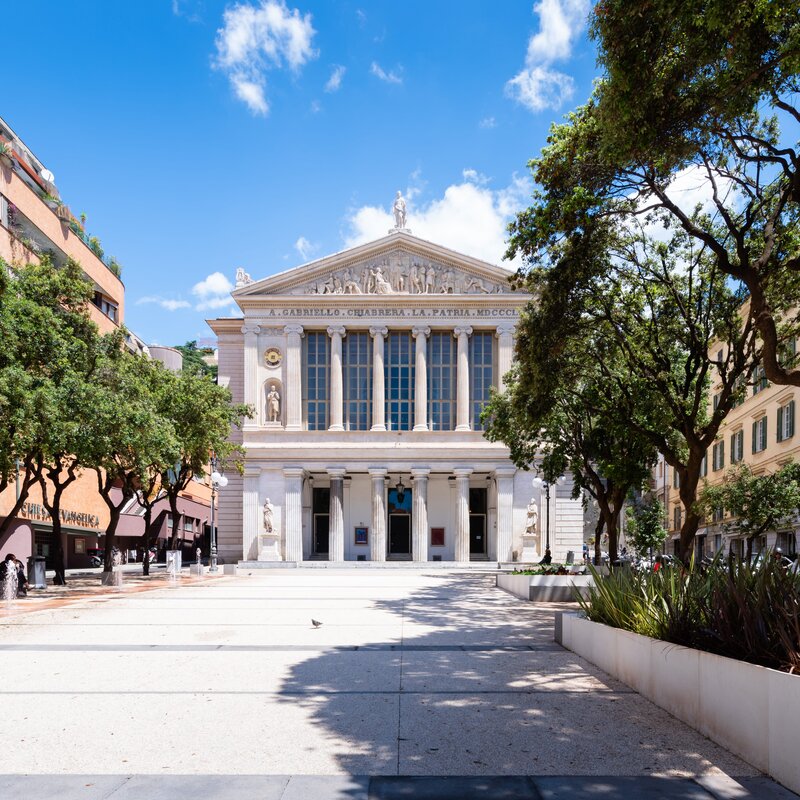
[209,459,228,573]
[532,475,566,563]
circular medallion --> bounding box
[264,347,282,368]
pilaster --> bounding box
[411,468,430,562]
[369,467,388,562]
[455,326,473,431]
[495,323,515,393]
[284,324,304,431]
[494,467,516,563]
[328,326,346,431]
[370,327,388,431]
[242,466,261,561]
[242,324,261,431]
[412,327,430,431]
[327,467,346,562]
[283,467,305,563]
[454,467,473,562]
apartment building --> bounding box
[0,116,211,570]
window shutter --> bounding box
[789,401,795,439]
[752,421,758,453]
[778,406,784,442]
[720,440,724,468]
[738,430,744,460]
[761,418,768,451]
[730,434,736,462]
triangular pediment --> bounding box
[233,231,516,299]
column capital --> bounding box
[283,467,306,479]
[453,467,474,478]
[284,324,304,337]
[411,467,431,478]
[494,466,516,478]
[326,466,347,478]
[369,326,388,338]
[327,325,346,338]
[368,467,389,477]
[412,326,431,339]
[454,325,473,338]
[495,323,515,338]
[241,324,261,336]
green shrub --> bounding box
[577,556,800,673]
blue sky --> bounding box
[4,1,597,345]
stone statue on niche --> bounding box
[263,498,275,534]
[266,384,281,423]
[525,500,539,535]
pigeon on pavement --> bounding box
[311,619,323,628]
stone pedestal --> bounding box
[264,421,282,431]
[190,563,205,576]
[521,534,540,563]
[258,533,281,561]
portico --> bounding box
[210,219,585,565]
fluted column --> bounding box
[369,468,387,561]
[454,467,472,562]
[284,324,304,431]
[494,467,516,563]
[495,324,515,393]
[412,327,430,431]
[242,324,261,430]
[328,326,345,431]
[328,467,346,562]
[370,326,388,431]
[242,467,261,561]
[283,467,304,562]
[455,326,473,431]
[411,468,430,562]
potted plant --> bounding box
[0,141,13,167]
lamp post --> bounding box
[209,457,228,573]
[532,475,566,562]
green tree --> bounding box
[0,258,105,551]
[484,327,657,564]
[626,499,667,559]
[157,368,250,553]
[176,340,218,380]
[570,0,800,386]
[699,462,800,561]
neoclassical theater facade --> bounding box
[209,226,584,564]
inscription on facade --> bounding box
[260,307,519,319]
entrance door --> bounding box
[469,488,488,557]
[389,515,411,556]
[387,486,412,558]
[312,487,330,557]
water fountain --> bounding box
[1,558,19,604]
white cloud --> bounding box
[462,168,490,186]
[370,61,402,85]
[214,0,317,116]
[344,173,532,267]
[295,236,317,260]
[505,66,575,113]
[136,296,191,312]
[310,99,321,113]
[325,64,345,92]
[506,0,589,113]
[479,116,497,129]
[192,271,235,310]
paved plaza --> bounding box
[0,570,796,799]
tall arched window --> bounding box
[385,331,415,431]
[343,331,372,431]
[470,331,494,431]
[428,331,456,430]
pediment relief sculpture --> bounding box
[286,252,512,296]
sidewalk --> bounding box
[0,570,796,799]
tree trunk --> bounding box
[96,469,132,573]
[593,516,604,566]
[39,460,78,586]
[141,506,153,576]
[0,457,40,545]
[676,449,705,565]
[168,491,181,552]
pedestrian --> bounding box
[15,559,28,597]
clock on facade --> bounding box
[264,347,282,367]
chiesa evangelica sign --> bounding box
[19,503,100,530]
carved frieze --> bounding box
[286,250,511,296]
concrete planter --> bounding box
[497,573,594,602]
[557,612,800,795]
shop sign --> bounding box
[19,503,100,529]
